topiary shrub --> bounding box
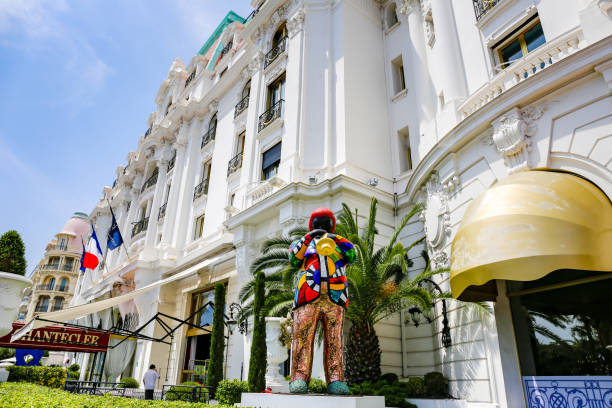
[68,363,80,372]
[247,272,266,393]
[206,283,226,399]
[405,376,426,397]
[216,379,249,405]
[0,230,26,275]
[120,377,139,388]
[424,371,449,397]
[6,366,66,388]
[379,372,399,385]
[308,378,327,394]
[67,370,80,379]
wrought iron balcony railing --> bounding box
[36,284,54,291]
[227,153,243,176]
[44,263,60,271]
[131,217,149,237]
[185,70,196,88]
[221,40,233,58]
[201,128,216,149]
[473,0,501,21]
[193,179,209,201]
[264,37,287,68]
[234,95,249,118]
[141,169,159,193]
[48,244,68,252]
[258,99,284,132]
[57,286,69,292]
[158,202,167,221]
[144,126,152,138]
[61,263,74,272]
[167,154,176,171]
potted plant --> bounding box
[0,231,32,337]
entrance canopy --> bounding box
[12,256,220,342]
[450,171,612,301]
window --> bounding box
[272,23,287,49]
[62,258,74,271]
[58,278,68,292]
[36,296,50,312]
[235,132,245,156]
[202,161,211,185]
[58,238,67,250]
[386,3,398,29]
[267,74,286,109]
[164,183,172,203]
[194,214,205,240]
[52,297,64,311]
[242,80,251,100]
[398,127,412,172]
[391,55,406,95]
[46,277,56,289]
[494,18,546,69]
[208,113,217,137]
[262,142,282,180]
[230,193,236,207]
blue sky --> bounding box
[0,0,253,274]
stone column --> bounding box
[243,52,265,190]
[145,145,172,249]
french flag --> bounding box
[82,225,103,270]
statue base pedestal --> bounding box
[238,393,385,408]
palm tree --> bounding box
[336,198,441,385]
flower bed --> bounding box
[0,383,232,407]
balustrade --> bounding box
[201,128,216,149]
[131,217,149,237]
[234,95,249,118]
[193,179,209,201]
[227,153,243,176]
[258,99,284,132]
[264,37,287,68]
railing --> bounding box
[264,37,287,68]
[459,29,582,118]
[57,285,69,292]
[193,180,209,201]
[185,70,196,88]
[201,128,216,148]
[162,384,209,403]
[158,202,167,221]
[64,381,126,397]
[61,263,74,272]
[144,127,152,138]
[44,263,59,270]
[523,376,612,408]
[221,40,233,58]
[234,94,249,118]
[141,169,159,193]
[34,305,48,313]
[227,153,243,176]
[167,154,176,171]
[36,284,54,291]
[258,99,284,132]
[49,244,68,251]
[131,217,149,237]
[472,0,501,21]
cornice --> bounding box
[400,35,612,206]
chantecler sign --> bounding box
[0,323,109,353]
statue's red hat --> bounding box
[309,207,336,232]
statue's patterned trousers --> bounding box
[290,292,345,385]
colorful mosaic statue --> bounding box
[288,207,356,395]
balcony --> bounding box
[56,286,69,293]
[193,179,209,201]
[36,284,54,291]
[234,95,249,118]
[459,29,582,118]
[44,263,59,271]
[61,263,74,272]
[185,70,196,88]
[472,0,501,21]
[48,244,67,252]
[167,154,176,172]
[158,202,167,221]
[220,40,233,58]
[131,217,149,238]
[258,99,284,132]
[264,37,287,69]
[141,168,159,193]
[227,153,243,176]
[201,128,216,149]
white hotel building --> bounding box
[71,0,612,406]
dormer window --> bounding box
[493,17,546,70]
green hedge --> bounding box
[215,379,249,405]
[0,382,231,407]
[6,366,66,388]
[165,382,209,402]
[120,377,140,388]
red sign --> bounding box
[0,323,110,353]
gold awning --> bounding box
[450,171,612,301]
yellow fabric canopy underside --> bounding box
[450,170,612,301]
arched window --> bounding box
[59,278,68,292]
[36,296,50,313]
[386,2,398,29]
[208,113,217,138]
[46,277,56,290]
[272,23,287,48]
[52,297,64,311]
[242,80,251,100]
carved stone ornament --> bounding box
[249,52,264,74]
[418,172,452,269]
[422,0,435,48]
[491,105,546,174]
[598,0,612,12]
[287,8,305,38]
[398,0,421,15]
[208,99,219,114]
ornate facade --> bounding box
[69,0,611,406]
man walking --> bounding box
[143,364,159,400]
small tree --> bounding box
[207,283,226,398]
[0,230,26,275]
[248,271,267,392]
